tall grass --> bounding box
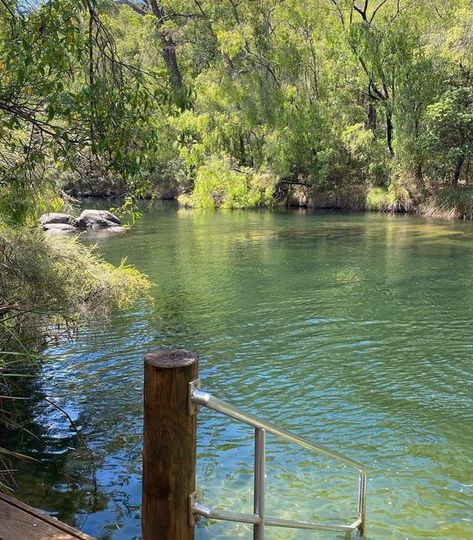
[0,225,150,351]
[0,348,41,492]
[420,187,473,219]
[366,184,415,213]
[0,224,151,492]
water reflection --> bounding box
[0,362,108,529]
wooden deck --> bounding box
[0,493,94,540]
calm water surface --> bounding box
[13,204,473,539]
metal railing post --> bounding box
[253,428,266,540]
[190,385,367,537]
[357,471,367,536]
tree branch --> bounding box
[353,0,368,21]
[370,0,389,23]
[114,0,146,16]
[329,0,345,26]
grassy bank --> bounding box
[311,185,473,220]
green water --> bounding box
[11,204,473,539]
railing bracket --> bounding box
[189,490,200,526]
[188,379,200,416]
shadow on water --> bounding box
[0,360,109,530]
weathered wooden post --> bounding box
[142,349,198,540]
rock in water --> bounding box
[75,209,121,228]
[43,223,76,234]
[39,212,73,226]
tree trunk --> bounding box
[162,36,183,94]
[386,110,394,157]
[239,134,246,165]
[452,155,464,187]
[415,163,424,190]
[114,1,184,96]
[367,101,377,130]
[148,0,184,95]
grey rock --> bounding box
[39,212,73,226]
[75,209,121,228]
[43,223,76,234]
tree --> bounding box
[423,84,473,185]
[114,0,190,105]
[0,0,155,223]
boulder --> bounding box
[75,209,121,228]
[39,212,73,226]
[107,226,125,233]
[43,223,76,234]
[86,225,127,235]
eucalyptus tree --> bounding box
[113,0,199,107]
[3,0,471,213]
[0,0,156,223]
[420,0,473,185]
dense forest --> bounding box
[1,0,472,219]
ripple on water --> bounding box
[14,206,473,540]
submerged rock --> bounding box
[39,212,73,226]
[86,225,127,235]
[108,225,125,233]
[43,223,76,234]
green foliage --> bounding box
[421,85,473,183]
[155,0,472,208]
[0,220,152,492]
[366,184,414,213]
[0,224,150,352]
[2,0,473,217]
[0,0,160,224]
[341,123,390,185]
[421,187,473,220]
[178,156,276,209]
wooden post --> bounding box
[142,349,198,540]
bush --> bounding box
[420,187,473,219]
[178,156,277,209]
[0,225,150,352]
[366,184,414,213]
[0,224,151,490]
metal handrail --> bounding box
[189,381,367,539]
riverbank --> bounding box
[68,182,473,221]
[282,183,473,220]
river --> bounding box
[11,203,473,539]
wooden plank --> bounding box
[0,493,94,540]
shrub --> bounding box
[366,184,414,213]
[178,156,277,209]
[0,224,151,490]
[0,225,150,352]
